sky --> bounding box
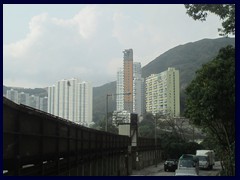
[3,4,224,88]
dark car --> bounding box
[164,159,178,172]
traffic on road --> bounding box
[131,161,221,176]
[131,150,221,176]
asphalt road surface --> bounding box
[131,161,221,176]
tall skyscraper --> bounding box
[48,86,55,114]
[116,68,124,111]
[6,89,47,112]
[29,95,39,109]
[18,92,30,105]
[6,89,18,103]
[40,97,48,112]
[116,51,144,116]
[133,62,144,116]
[123,49,133,112]
[48,78,93,127]
[76,81,93,126]
[145,67,180,117]
[133,62,142,78]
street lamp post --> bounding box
[106,94,111,132]
[155,115,157,167]
[105,92,131,132]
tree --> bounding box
[138,113,155,138]
[90,117,118,134]
[185,45,235,175]
[185,4,235,36]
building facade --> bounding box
[145,67,180,117]
[116,68,124,111]
[48,86,55,114]
[123,49,133,112]
[40,97,48,112]
[6,89,18,104]
[133,62,144,116]
[18,92,30,105]
[6,89,48,112]
[116,51,144,117]
[48,78,93,127]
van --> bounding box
[196,150,215,170]
[177,154,199,175]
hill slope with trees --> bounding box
[93,37,234,122]
[3,37,235,123]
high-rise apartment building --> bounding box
[6,89,47,112]
[145,67,180,117]
[116,52,144,116]
[76,81,93,126]
[18,92,30,105]
[40,97,48,112]
[133,62,142,78]
[123,49,133,112]
[116,68,124,111]
[133,78,144,116]
[29,95,39,109]
[6,89,18,103]
[48,86,55,114]
[48,78,92,127]
[133,62,144,116]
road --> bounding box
[131,161,221,176]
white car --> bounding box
[175,168,198,176]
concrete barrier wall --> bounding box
[57,154,129,176]
[132,150,162,170]
[3,97,161,176]
[3,97,130,176]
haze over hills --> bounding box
[3,37,235,123]
[3,86,48,98]
[91,37,235,122]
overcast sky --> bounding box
[3,4,223,88]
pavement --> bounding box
[131,162,165,176]
[130,161,222,176]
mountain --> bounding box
[3,37,235,123]
[142,37,235,84]
[3,85,48,97]
[92,81,116,122]
[92,37,235,122]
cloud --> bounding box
[3,4,223,88]
[4,13,48,58]
[3,6,109,88]
[52,6,99,39]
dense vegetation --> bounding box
[184,4,235,176]
[92,37,234,123]
[138,113,205,159]
[185,45,235,175]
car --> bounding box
[164,159,178,172]
[178,154,199,175]
[175,168,198,176]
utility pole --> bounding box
[155,115,157,167]
[106,94,110,132]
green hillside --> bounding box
[3,37,235,123]
[142,37,235,113]
[93,81,116,123]
[142,37,235,83]
[3,85,48,97]
[93,37,235,122]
